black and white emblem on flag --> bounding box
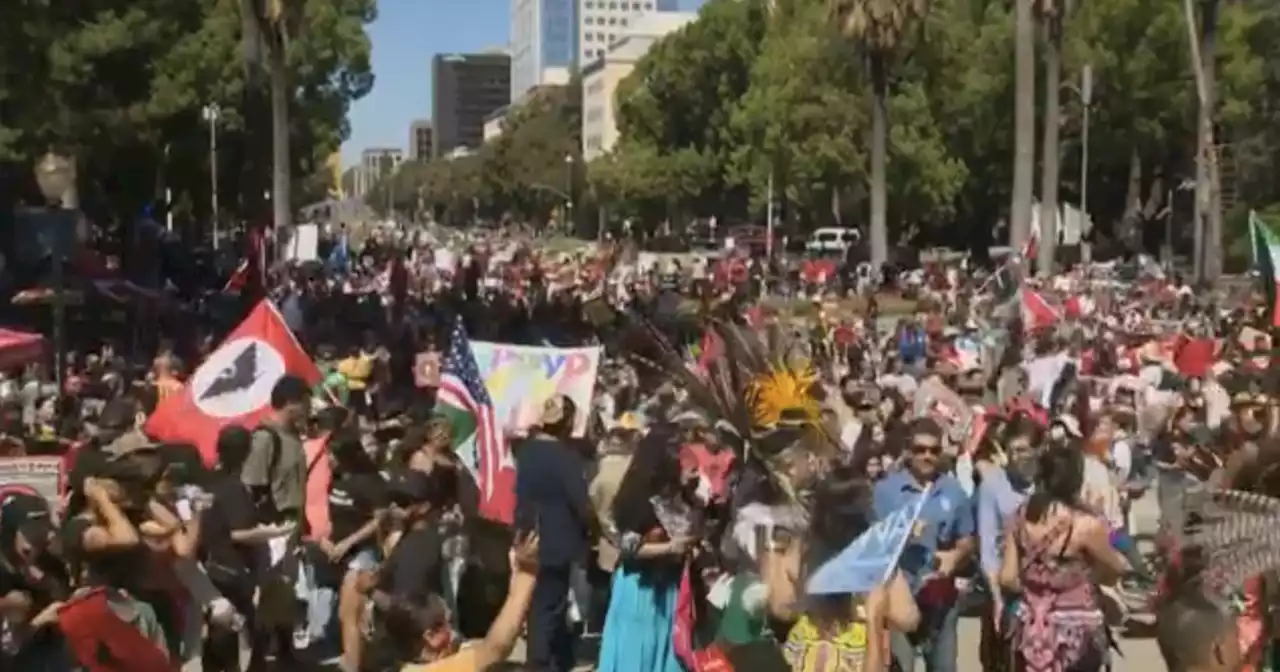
[190,337,287,418]
[200,343,260,401]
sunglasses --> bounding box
[911,442,943,455]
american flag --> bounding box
[436,318,502,500]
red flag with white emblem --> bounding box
[145,300,320,465]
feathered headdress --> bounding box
[1163,485,1280,603]
[625,315,841,511]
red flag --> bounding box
[1021,289,1059,332]
[1173,336,1215,378]
[221,223,266,296]
[221,259,250,293]
[145,300,320,465]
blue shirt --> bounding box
[873,469,975,590]
[897,328,927,363]
[976,466,1026,578]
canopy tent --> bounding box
[0,328,44,372]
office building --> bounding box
[510,0,577,101]
[408,120,434,161]
[581,11,695,160]
[578,0,679,65]
[432,53,512,157]
[353,147,403,198]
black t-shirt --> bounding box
[328,472,387,544]
[59,515,147,591]
[200,472,259,589]
[378,524,443,602]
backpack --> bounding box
[249,424,327,632]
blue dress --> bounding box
[597,560,685,672]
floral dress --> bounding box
[1011,512,1108,672]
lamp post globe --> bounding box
[34,153,74,204]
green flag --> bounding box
[1250,210,1280,327]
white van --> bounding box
[805,227,861,253]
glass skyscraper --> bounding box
[510,0,679,100]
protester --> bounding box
[11,224,1280,672]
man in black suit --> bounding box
[514,395,593,672]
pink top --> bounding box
[303,436,332,540]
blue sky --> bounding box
[340,0,706,167]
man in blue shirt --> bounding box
[873,418,975,672]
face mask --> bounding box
[1050,426,1066,441]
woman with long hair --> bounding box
[999,448,1129,672]
[597,425,700,672]
[772,464,919,672]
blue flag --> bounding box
[327,233,350,273]
[806,485,931,595]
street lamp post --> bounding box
[564,155,575,235]
[1079,65,1092,264]
[33,153,75,391]
[202,103,221,249]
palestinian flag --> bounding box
[1250,211,1280,327]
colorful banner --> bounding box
[0,456,64,508]
[470,342,602,436]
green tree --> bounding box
[613,0,769,217]
[829,0,930,266]
[1035,0,1076,275]
[731,0,866,229]
[1011,0,1036,251]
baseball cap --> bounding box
[1,493,53,552]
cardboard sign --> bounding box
[414,351,441,388]
[468,342,602,436]
[0,456,63,508]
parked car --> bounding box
[805,227,861,254]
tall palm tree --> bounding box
[829,0,928,269]
[1183,0,1222,281]
[1034,0,1075,277]
[1011,0,1036,253]
[238,0,300,237]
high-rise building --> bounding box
[432,53,512,158]
[578,0,678,65]
[582,11,695,160]
[408,120,434,161]
[354,147,403,198]
[510,0,578,101]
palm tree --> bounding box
[829,0,928,269]
[238,0,300,237]
[1011,0,1036,253]
[1034,0,1075,277]
[1183,0,1223,281]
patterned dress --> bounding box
[1010,512,1108,672]
[783,613,869,672]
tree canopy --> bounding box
[374,0,1278,262]
[0,0,374,230]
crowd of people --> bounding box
[0,223,1274,672]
